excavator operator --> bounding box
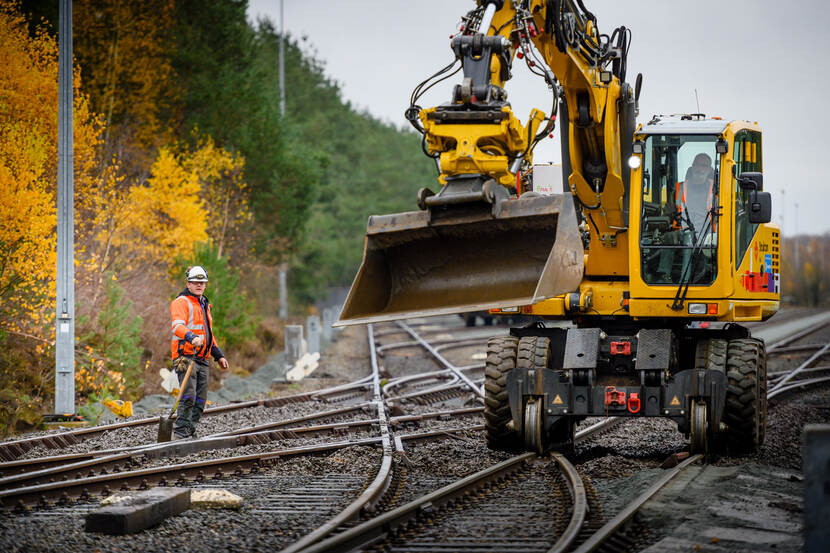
[656,152,717,282]
[679,152,715,236]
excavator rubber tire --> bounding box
[750,337,767,447]
[484,336,520,451]
[722,338,765,454]
[517,335,551,372]
[693,338,727,373]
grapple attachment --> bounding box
[336,190,584,326]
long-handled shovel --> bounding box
[157,358,195,442]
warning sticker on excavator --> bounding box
[670,395,680,406]
[553,394,563,405]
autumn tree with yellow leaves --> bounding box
[0,4,101,334]
[2,0,436,433]
[0,4,106,431]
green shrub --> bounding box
[77,273,143,400]
[176,242,258,350]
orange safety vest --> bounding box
[170,293,218,360]
[674,178,716,232]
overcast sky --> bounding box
[248,0,829,236]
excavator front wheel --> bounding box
[523,399,545,455]
[689,400,709,454]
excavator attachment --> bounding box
[336,184,584,326]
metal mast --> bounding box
[55,0,75,414]
[278,0,288,319]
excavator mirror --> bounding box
[738,171,763,191]
[635,73,643,102]
[749,191,772,224]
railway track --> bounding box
[766,317,830,399]
[0,324,489,464]
[1,311,827,552]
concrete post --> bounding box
[306,315,321,355]
[284,325,303,368]
[804,424,830,553]
[321,308,333,343]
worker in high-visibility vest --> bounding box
[169,265,229,439]
[675,152,715,235]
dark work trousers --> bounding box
[173,356,210,438]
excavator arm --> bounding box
[337,0,639,325]
[415,0,638,258]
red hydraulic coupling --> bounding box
[604,386,626,408]
[627,392,641,413]
[610,341,631,355]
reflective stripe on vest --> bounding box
[171,295,214,360]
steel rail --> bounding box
[0,423,483,510]
[204,402,373,438]
[0,436,383,510]
[397,321,485,398]
[389,406,484,427]
[0,403,374,479]
[0,418,383,491]
[768,364,830,379]
[766,318,830,352]
[384,377,485,405]
[279,323,395,553]
[296,452,537,553]
[2,404,489,491]
[571,453,703,553]
[769,375,830,399]
[296,418,619,553]
[548,452,587,553]
[377,336,488,354]
[0,376,377,463]
[769,341,830,394]
[381,363,483,396]
[766,343,826,355]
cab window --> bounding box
[640,134,719,285]
[733,130,763,266]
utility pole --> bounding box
[794,202,800,270]
[277,0,288,319]
[55,0,75,414]
[279,0,286,117]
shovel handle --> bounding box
[170,359,195,416]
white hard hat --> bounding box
[186,265,209,282]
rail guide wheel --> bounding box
[689,399,708,454]
[523,398,545,455]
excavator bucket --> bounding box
[336,192,584,326]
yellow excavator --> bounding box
[337,0,777,455]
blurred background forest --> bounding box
[0,1,827,434]
[0,0,434,433]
